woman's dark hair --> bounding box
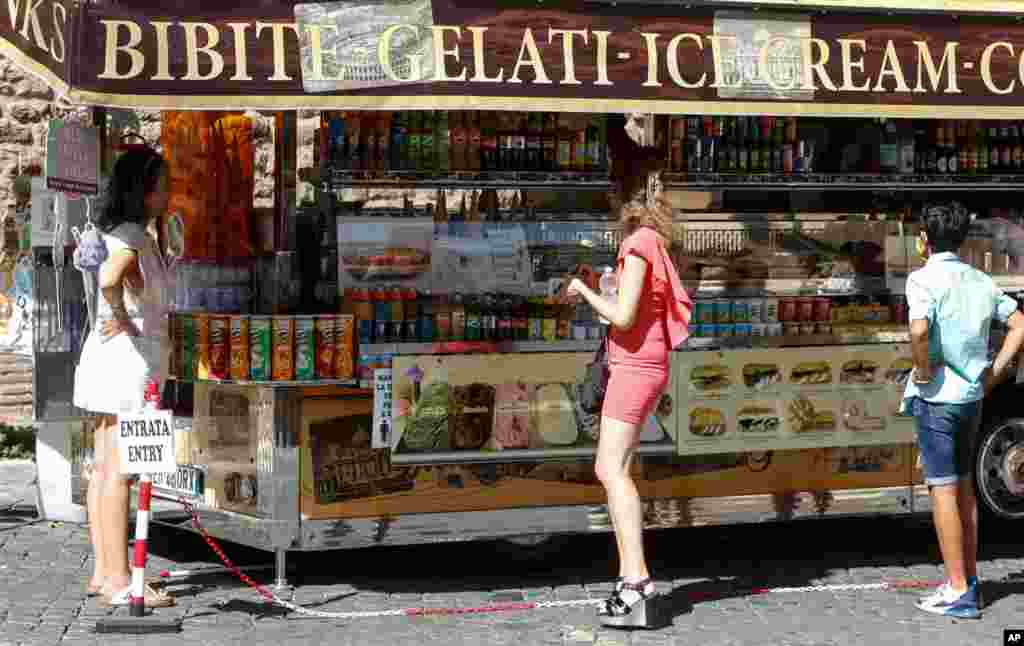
[95,147,166,233]
[921,201,971,253]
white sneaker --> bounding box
[918,582,951,606]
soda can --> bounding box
[334,315,355,379]
[766,323,784,337]
[315,315,337,379]
[800,323,816,336]
[734,323,752,337]
[778,298,796,322]
[271,316,295,381]
[295,316,316,381]
[688,323,700,338]
[196,314,211,380]
[717,324,735,337]
[732,299,751,323]
[816,323,833,335]
[357,318,374,345]
[694,300,713,324]
[797,297,815,322]
[699,324,716,338]
[750,323,766,337]
[813,297,831,322]
[208,316,229,380]
[229,316,250,381]
[179,313,195,380]
[763,298,779,323]
[749,298,764,323]
[713,299,732,323]
[249,316,272,381]
[784,323,801,336]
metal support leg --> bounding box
[273,548,291,594]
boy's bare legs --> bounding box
[930,484,967,593]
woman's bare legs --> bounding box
[86,419,107,593]
[595,416,649,586]
[97,415,131,597]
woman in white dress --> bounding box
[73,147,174,607]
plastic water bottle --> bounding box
[598,267,617,325]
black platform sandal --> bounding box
[598,578,663,629]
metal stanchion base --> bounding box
[94,616,183,634]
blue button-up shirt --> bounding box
[902,252,1018,408]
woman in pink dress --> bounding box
[568,146,690,629]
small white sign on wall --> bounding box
[118,410,176,474]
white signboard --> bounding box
[118,410,176,474]
[372,368,394,449]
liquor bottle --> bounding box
[785,117,797,144]
[527,296,543,340]
[363,113,378,172]
[989,122,1000,172]
[702,136,716,172]
[420,111,436,171]
[496,295,513,341]
[1013,123,1024,170]
[572,121,587,172]
[449,111,466,171]
[1001,121,1013,171]
[771,142,782,173]
[498,112,515,170]
[513,296,529,340]
[346,112,362,171]
[527,112,542,170]
[558,113,573,171]
[590,115,608,172]
[417,290,433,342]
[389,111,405,171]
[898,122,915,175]
[689,137,703,173]
[406,111,421,171]
[749,141,760,173]
[978,123,989,174]
[436,111,450,173]
[782,140,794,174]
[586,116,602,172]
[481,111,498,171]
[450,292,466,341]
[879,119,899,174]
[737,139,749,172]
[467,111,481,171]
[542,113,558,171]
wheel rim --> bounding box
[978,421,1024,518]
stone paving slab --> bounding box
[2,460,1024,645]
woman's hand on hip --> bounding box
[100,317,141,341]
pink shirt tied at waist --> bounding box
[608,226,692,370]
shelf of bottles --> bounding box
[319,112,1024,191]
[318,110,612,190]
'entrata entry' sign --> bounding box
[118,410,176,475]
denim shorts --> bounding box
[909,397,981,487]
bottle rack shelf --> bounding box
[326,169,1024,192]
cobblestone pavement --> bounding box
[3,459,1024,645]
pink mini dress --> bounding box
[601,227,691,425]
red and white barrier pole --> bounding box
[131,380,160,617]
[130,473,153,617]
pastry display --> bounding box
[402,382,450,451]
[689,407,726,437]
[449,383,495,450]
[790,361,833,385]
[787,396,836,432]
[491,382,531,449]
[886,358,914,386]
[737,406,781,433]
[743,363,781,389]
[842,398,885,431]
[341,246,431,280]
[841,360,879,385]
[532,383,579,445]
[690,365,732,391]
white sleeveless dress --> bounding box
[73,222,172,414]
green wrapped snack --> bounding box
[402,382,451,452]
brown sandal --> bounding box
[104,583,175,608]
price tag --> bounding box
[117,410,176,474]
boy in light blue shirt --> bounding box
[905,203,1024,620]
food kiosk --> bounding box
[6,0,1024,589]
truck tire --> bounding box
[975,417,1024,520]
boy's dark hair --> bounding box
[95,147,165,233]
[921,202,971,253]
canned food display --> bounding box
[272,316,295,381]
[732,299,751,323]
[713,299,732,323]
[249,316,272,381]
[796,297,814,322]
[229,316,250,381]
[295,316,316,381]
[335,315,355,379]
[315,315,336,379]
